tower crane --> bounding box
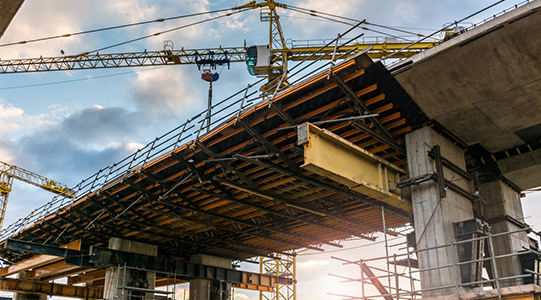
[0,160,75,233]
[0,0,439,86]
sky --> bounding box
[0,0,539,300]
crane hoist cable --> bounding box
[0,5,251,48]
[284,7,417,43]
[283,4,440,40]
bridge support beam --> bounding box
[406,127,479,297]
[103,238,157,300]
[189,254,232,300]
[479,180,530,286]
[297,122,410,212]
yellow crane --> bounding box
[0,160,75,233]
[0,0,439,83]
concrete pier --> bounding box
[479,180,530,286]
[406,127,478,297]
[103,238,158,300]
[189,254,232,300]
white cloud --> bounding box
[131,67,204,118]
[126,142,145,151]
[0,101,58,135]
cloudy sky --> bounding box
[0,0,539,299]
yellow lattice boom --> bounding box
[0,160,75,233]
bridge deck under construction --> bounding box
[0,53,424,267]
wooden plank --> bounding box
[25,261,81,280]
[67,269,106,285]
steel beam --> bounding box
[232,154,409,221]
[157,199,342,248]
[237,119,301,172]
[213,176,385,233]
[89,247,292,289]
[297,122,411,212]
[0,239,82,277]
[0,277,103,299]
[192,186,368,238]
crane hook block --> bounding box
[201,72,220,82]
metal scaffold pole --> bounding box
[260,251,296,300]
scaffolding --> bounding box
[330,209,541,300]
[260,252,296,300]
[108,264,180,300]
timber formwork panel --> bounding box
[0,53,423,270]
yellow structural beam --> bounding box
[297,122,411,212]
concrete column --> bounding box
[406,127,477,297]
[103,238,158,300]
[13,273,47,300]
[189,254,231,300]
[479,180,530,286]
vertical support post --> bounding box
[487,227,503,300]
[432,145,447,199]
[382,207,391,291]
[360,259,365,300]
[394,253,399,300]
[452,241,461,300]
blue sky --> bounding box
[0,1,539,299]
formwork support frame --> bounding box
[259,251,296,300]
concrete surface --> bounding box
[394,0,541,190]
[406,127,477,297]
[190,254,232,300]
[395,0,541,152]
[103,238,158,300]
[0,0,25,38]
[498,148,541,190]
[479,180,530,286]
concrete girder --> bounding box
[498,148,541,190]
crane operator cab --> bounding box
[245,45,272,76]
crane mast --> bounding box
[0,160,75,233]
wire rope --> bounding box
[282,4,440,40]
[77,8,251,56]
[0,7,240,48]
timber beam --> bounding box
[297,122,412,212]
[0,277,103,299]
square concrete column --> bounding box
[479,180,530,286]
[406,127,477,297]
[103,238,158,300]
[189,254,232,300]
